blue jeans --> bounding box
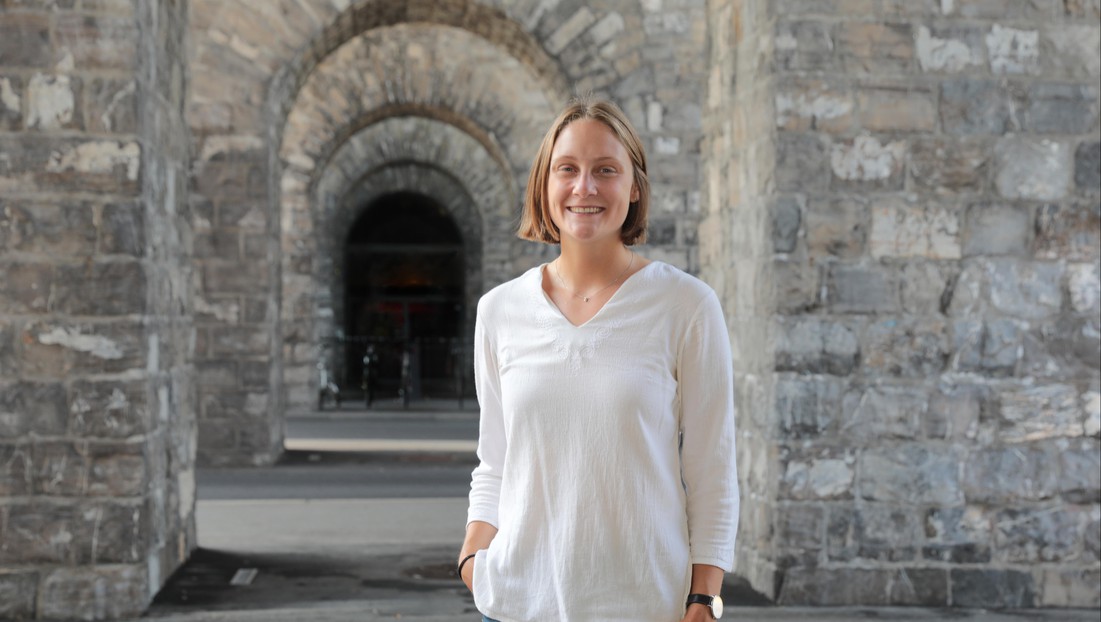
[482,617,500,622]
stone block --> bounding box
[1055,438,1100,502]
[923,506,993,563]
[1041,24,1101,79]
[208,326,270,357]
[861,444,963,505]
[1041,568,1101,607]
[993,506,1084,562]
[776,133,829,192]
[805,196,867,258]
[1034,202,1100,260]
[950,569,1036,608]
[988,259,1063,319]
[201,260,270,294]
[0,443,32,496]
[992,384,1082,443]
[0,136,142,195]
[951,318,1023,375]
[33,441,87,496]
[0,12,51,67]
[836,22,914,74]
[1076,142,1100,192]
[909,138,989,195]
[915,24,986,73]
[776,375,842,438]
[775,20,837,71]
[54,13,139,71]
[995,137,1073,201]
[940,79,1023,135]
[22,321,146,377]
[828,503,924,562]
[53,260,147,316]
[84,77,138,134]
[1026,84,1098,134]
[775,79,853,132]
[830,135,905,191]
[869,202,961,259]
[1064,0,1101,17]
[98,202,145,255]
[986,24,1041,75]
[954,0,1061,18]
[779,566,947,606]
[774,316,860,375]
[0,381,68,437]
[0,570,37,619]
[771,196,801,253]
[87,443,145,497]
[776,503,824,551]
[26,73,82,131]
[0,201,97,256]
[86,502,145,563]
[68,380,149,439]
[1067,262,1100,313]
[857,86,937,132]
[0,75,23,130]
[826,263,899,313]
[773,259,821,314]
[780,444,856,500]
[862,317,949,377]
[0,261,53,313]
[900,261,956,315]
[963,203,1031,256]
[0,502,83,564]
[39,565,147,621]
[841,384,927,439]
[927,382,982,439]
[964,443,1059,502]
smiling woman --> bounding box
[457,97,740,622]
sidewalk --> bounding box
[135,413,1097,622]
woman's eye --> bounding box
[601,167,616,174]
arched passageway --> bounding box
[342,193,467,403]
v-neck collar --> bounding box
[536,261,659,328]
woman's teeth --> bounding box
[569,207,602,214]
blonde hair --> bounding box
[518,96,649,245]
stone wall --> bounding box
[702,0,781,601]
[766,0,1100,607]
[0,0,195,619]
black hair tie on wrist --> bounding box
[457,552,477,577]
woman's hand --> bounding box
[679,603,714,622]
[458,520,497,593]
[460,557,475,591]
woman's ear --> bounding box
[631,184,639,203]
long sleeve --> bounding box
[677,291,739,570]
[467,297,506,528]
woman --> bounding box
[458,97,739,621]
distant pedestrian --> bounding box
[458,96,739,622]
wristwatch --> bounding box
[686,593,723,619]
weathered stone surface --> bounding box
[927,383,983,440]
[963,203,1031,256]
[776,375,842,438]
[869,202,960,259]
[986,24,1041,75]
[862,317,949,377]
[995,137,1073,201]
[0,136,142,195]
[52,261,147,316]
[954,0,1061,19]
[991,384,1082,443]
[0,12,50,67]
[1033,202,1101,260]
[828,503,924,562]
[916,24,986,73]
[899,261,955,315]
[994,506,1084,562]
[775,316,860,375]
[861,444,963,504]
[1026,83,1098,134]
[923,505,993,563]
[775,79,853,132]
[0,570,37,619]
[87,444,145,497]
[950,568,1036,608]
[0,443,31,496]
[0,381,67,437]
[99,202,145,255]
[773,259,820,314]
[85,77,138,134]
[964,442,1059,502]
[774,20,836,71]
[40,565,147,620]
[826,263,899,313]
[771,196,800,253]
[909,138,989,195]
[0,75,22,130]
[805,196,867,258]
[1076,141,1100,192]
[836,22,914,74]
[830,135,906,190]
[1041,568,1101,607]
[857,86,937,132]
[54,13,139,71]
[0,201,97,256]
[32,441,87,496]
[987,259,1063,319]
[27,73,82,131]
[780,445,856,500]
[779,566,948,606]
[940,80,1023,135]
[0,261,53,314]
[776,133,829,191]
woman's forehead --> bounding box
[551,119,629,160]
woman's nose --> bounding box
[573,171,597,197]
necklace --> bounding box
[553,252,635,303]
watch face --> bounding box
[712,595,723,618]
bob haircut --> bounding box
[518,96,650,246]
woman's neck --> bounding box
[555,240,634,291]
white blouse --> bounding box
[467,261,739,622]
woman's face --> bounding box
[546,119,639,247]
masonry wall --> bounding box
[768,0,1100,607]
[0,1,195,619]
[702,0,781,601]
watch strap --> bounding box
[686,593,716,618]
